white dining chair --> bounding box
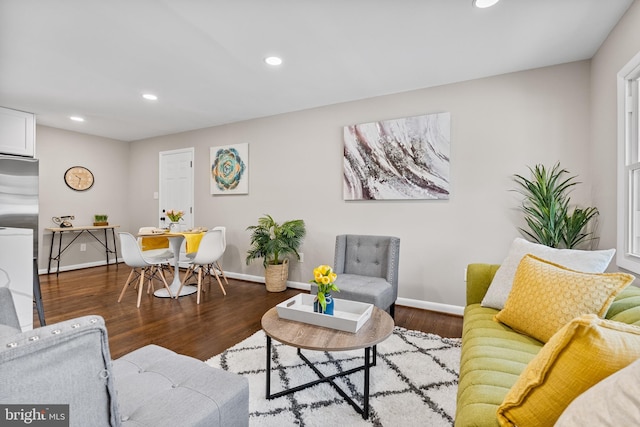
[176,229,226,304]
[137,227,174,277]
[118,232,173,307]
[210,226,229,285]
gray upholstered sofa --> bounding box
[0,287,248,427]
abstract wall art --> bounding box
[343,112,450,200]
[210,143,249,195]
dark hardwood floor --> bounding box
[35,264,463,360]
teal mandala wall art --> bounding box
[210,143,249,194]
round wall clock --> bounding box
[64,166,94,191]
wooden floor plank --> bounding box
[36,264,463,360]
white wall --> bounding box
[590,0,640,252]
[36,126,130,271]
[37,1,640,310]
[126,61,593,310]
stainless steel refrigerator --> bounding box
[0,155,38,254]
[0,154,44,325]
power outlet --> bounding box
[80,243,87,252]
[299,252,304,263]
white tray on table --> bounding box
[276,294,373,333]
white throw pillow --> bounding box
[481,238,615,310]
[555,357,640,426]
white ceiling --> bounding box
[0,0,634,142]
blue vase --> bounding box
[313,292,334,315]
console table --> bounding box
[46,225,120,275]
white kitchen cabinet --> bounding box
[0,106,36,157]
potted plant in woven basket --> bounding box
[246,214,306,292]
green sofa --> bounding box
[455,263,640,427]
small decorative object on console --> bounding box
[93,214,108,226]
[52,215,75,228]
[310,264,340,315]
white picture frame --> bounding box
[210,143,249,195]
[343,112,450,200]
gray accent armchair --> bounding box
[311,235,400,318]
[0,287,248,427]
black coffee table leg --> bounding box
[265,335,272,398]
[264,339,373,420]
[364,346,370,418]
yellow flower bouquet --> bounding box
[166,209,184,222]
[309,264,339,312]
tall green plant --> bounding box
[513,163,599,249]
[246,214,306,267]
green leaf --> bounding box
[316,292,327,311]
[513,162,598,249]
[245,214,306,268]
[562,207,599,249]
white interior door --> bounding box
[159,148,194,230]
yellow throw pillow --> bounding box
[497,314,640,427]
[494,254,634,343]
[555,358,640,426]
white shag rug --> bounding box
[206,327,461,426]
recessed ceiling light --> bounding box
[70,116,85,122]
[473,0,500,8]
[264,56,283,66]
[142,93,158,101]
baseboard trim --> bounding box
[223,272,311,291]
[396,297,464,316]
[38,258,123,275]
